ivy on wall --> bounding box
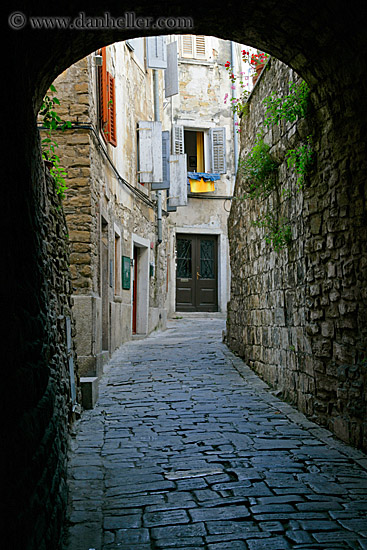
[39,84,71,199]
[236,78,313,252]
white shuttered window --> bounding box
[172,125,226,174]
[180,35,207,60]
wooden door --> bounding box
[176,234,218,312]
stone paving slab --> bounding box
[62,317,367,550]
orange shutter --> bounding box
[107,73,117,146]
[98,48,117,147]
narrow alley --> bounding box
[63,317,367,550]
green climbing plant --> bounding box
[39,84,71,199]
[238,133,279,199]
[252,213,292,252]
[285,136,313,189]
[263,80,310,127]
[236,78,313,253]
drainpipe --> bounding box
[153,68,163,244]
[231,41,239,175]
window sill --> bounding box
[179,58,214,67]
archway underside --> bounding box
[3,1,367,548]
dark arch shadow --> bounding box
[3,1,367,548]
[6,0,367,112]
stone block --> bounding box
[80,377,99,409]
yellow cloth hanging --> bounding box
[189,178,215,193]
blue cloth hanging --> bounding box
[187,171,221,182]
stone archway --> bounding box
[3,1,367,548]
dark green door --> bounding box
[176,234,218,312]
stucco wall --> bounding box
[164,36,240,314]
[227,57,367,452]
[49,46,169,377]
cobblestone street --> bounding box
[63,317,367,550]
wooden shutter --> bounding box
[98,47,108,137]
[146,36,167,69]
[138,121,162,183]
[169,154,187,207]
[98,48,117,147]
[172,125,184,154]
[181,35,194,58]
[181,35,206,59]
[210,127,226,174]
[152,121,163,183]
[107,73,117,146]
[195,36,206,59]
[152,130,170,190]
[165,41,179,98]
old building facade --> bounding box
[164,35,249,315]
[49,42,169,387]
[45,35,250,395]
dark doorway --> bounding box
[101,217,109,351]
[176,234,218,312]
[132,246,139,333]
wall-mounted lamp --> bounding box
[94,55,103,66]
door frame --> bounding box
[131,234,150,335]
[172,227,228,313]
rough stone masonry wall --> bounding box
[5,143,78,549]
[52,58,95,295]
[227,58,367,452]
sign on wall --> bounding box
[122,256,131,289]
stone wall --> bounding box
[227,57,367,452]
[4,143,78,549]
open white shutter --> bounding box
[165,41,179,98]
[152,131,170,190]
[138,121,162,183]
[169,154,187,207]
[172,125,184,154]
[210,127,226,174]
[146,36,167,69]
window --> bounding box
[98,47,117,146]
[184,130,205,172]
[172,125,226,174]
[180,35,207,60]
